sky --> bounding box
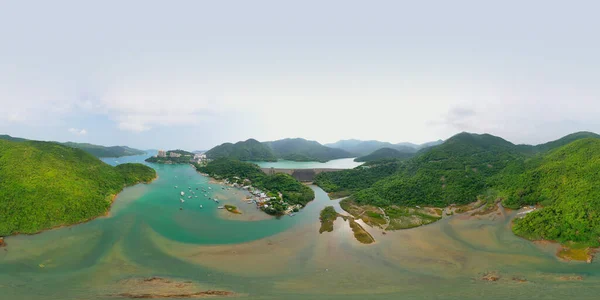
[1,0,599,150]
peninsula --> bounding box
[0,134,146,158]
[206,138,352,163]
[0,139,156,236]
[146,149,199,164]
[195,158,314,216]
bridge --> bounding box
[261,168,344,182]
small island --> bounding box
[145,149,203,164]
[318,206,375,244]
[224,204,242,214]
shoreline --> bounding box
[2,173,158,241]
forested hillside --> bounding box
[352,133,524,207]
[0,140,156,236]
[500,138,600,246]
[0,134,146,158]
[265,138,353,162]
[205,139,277,161]
[354,147,415,162]
[206,138,352,162]
[315,131,600,246]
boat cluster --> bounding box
[175,184,221,210]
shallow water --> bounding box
[1,154,599,299]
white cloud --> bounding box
[68,128,87,135]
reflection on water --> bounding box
[1,159,599,300]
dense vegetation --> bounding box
[316,132,600,246]
[145,149,194,164]
[500,138,600,246]
[319,133,524,207]
[0,140,156,236]
[0,134,146,158]
[62,142,145,157]
[264,138,353,162]
[354,147,414,162]
[319,206,338,233]
[516,131,600,154]
[314,160,401,197]
[196,158,314,214]
[205,139,277,161]
[206,138,353,162]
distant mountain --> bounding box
[206,138,353,163]
[325,139,414,156]
[205,139,277,161]
[354,147,415,162]
[325,139,442,156]
[0,134,28,142]
[417,139,444,149]
[0,135,146,158]
[62,142,145,157]
[0,139,156,236]
[265,138,353,162]
[516,131,600,154]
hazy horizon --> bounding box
[1,0,599,150]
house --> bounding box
[158,150,167,157]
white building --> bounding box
[158,150,167,157]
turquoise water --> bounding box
[1,153,600,299]
[252,158,362,169]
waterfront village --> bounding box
[157,150,207,163]
[208,176,301,216]
[154,150,299,216]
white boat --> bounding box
[214,199,219,203]
[217,206,225,209]
[208,187,212,190]
[200,205,203,208]
[180,191,184,196]
[180,199,185,203]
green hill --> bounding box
[0,134,28,142]
[516,131,600,154]
[499,138,600,246]
[265,138,353,162]
[350,132,524,207]
[315,131,600,246]
[326,139,443,156]
[145,149,195,164]
[0,139,156,236]
[314,160,402,198]
[325,139,415,156]
[62,142,146,157]
[354,147,415,162]
[0,134,146,158]
[206,138,353,162]
[205,139,277,161]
